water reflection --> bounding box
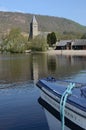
[31,54,86,81]
[0,53,86,130]
[47,55,56,73]
[0,53,86,83]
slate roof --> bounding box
[72,39,86,46]
[56,40,72,46]
[56,39,86,47]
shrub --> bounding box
[1,28,28,53]
[29,36,48,51]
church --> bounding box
[29,16,39,39]
[29,16,50,39]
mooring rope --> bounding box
[60,83,75,130]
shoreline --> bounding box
[46,50,86,56]
[1,50,86,56]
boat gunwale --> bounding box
[36,79,86,113]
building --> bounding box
[72,39,86,50]
[29,16,50,39]
[56,39,86,50]
[29,16,38,39]
[56,40,72,50]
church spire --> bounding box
[29,16,38,39]
[32,16,38,24]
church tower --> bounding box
[29,16,38,39]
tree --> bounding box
[1,28,28,53]
[47,32,57,46]
[29,36,48,51]
[81,33,86,39]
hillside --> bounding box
[0,11,86,37]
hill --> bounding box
[0,11,86,37]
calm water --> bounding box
[0,53,86,130]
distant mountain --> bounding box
[0,11,86,37]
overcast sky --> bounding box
[0,0,86,26]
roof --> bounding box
[72,39,86,46]
[56,40,72,47]
[56,39,86,47]
[31,16,38,24]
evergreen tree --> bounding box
[47,32,57,46]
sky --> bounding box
[0,0,86,26]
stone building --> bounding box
[29,16,38,39]
[29,16,50,39]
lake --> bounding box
[0,53,86,130]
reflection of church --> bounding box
[30,54,48,82]
[31,56,39,82]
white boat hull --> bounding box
[44,108,71,130]
[39,90,86,130]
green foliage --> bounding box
[81,33,86,39]
[29,36,48,51]
[1,28,28,53]
[55,31,83,40]
[62,31,83,39]
[47,32,57,46]
[47,33,51,46]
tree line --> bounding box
[0,28,86,53]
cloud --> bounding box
[0,6,25,13]
[14,9,25,13]
[0,6,9,11]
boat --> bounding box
[36,77,86,130]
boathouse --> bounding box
[72,39,86,50]
[56,39,86,50]
[56,40,72,50]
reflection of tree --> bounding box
[1,53,86,83]
[47,56,56,73]
[0,54,32,82]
